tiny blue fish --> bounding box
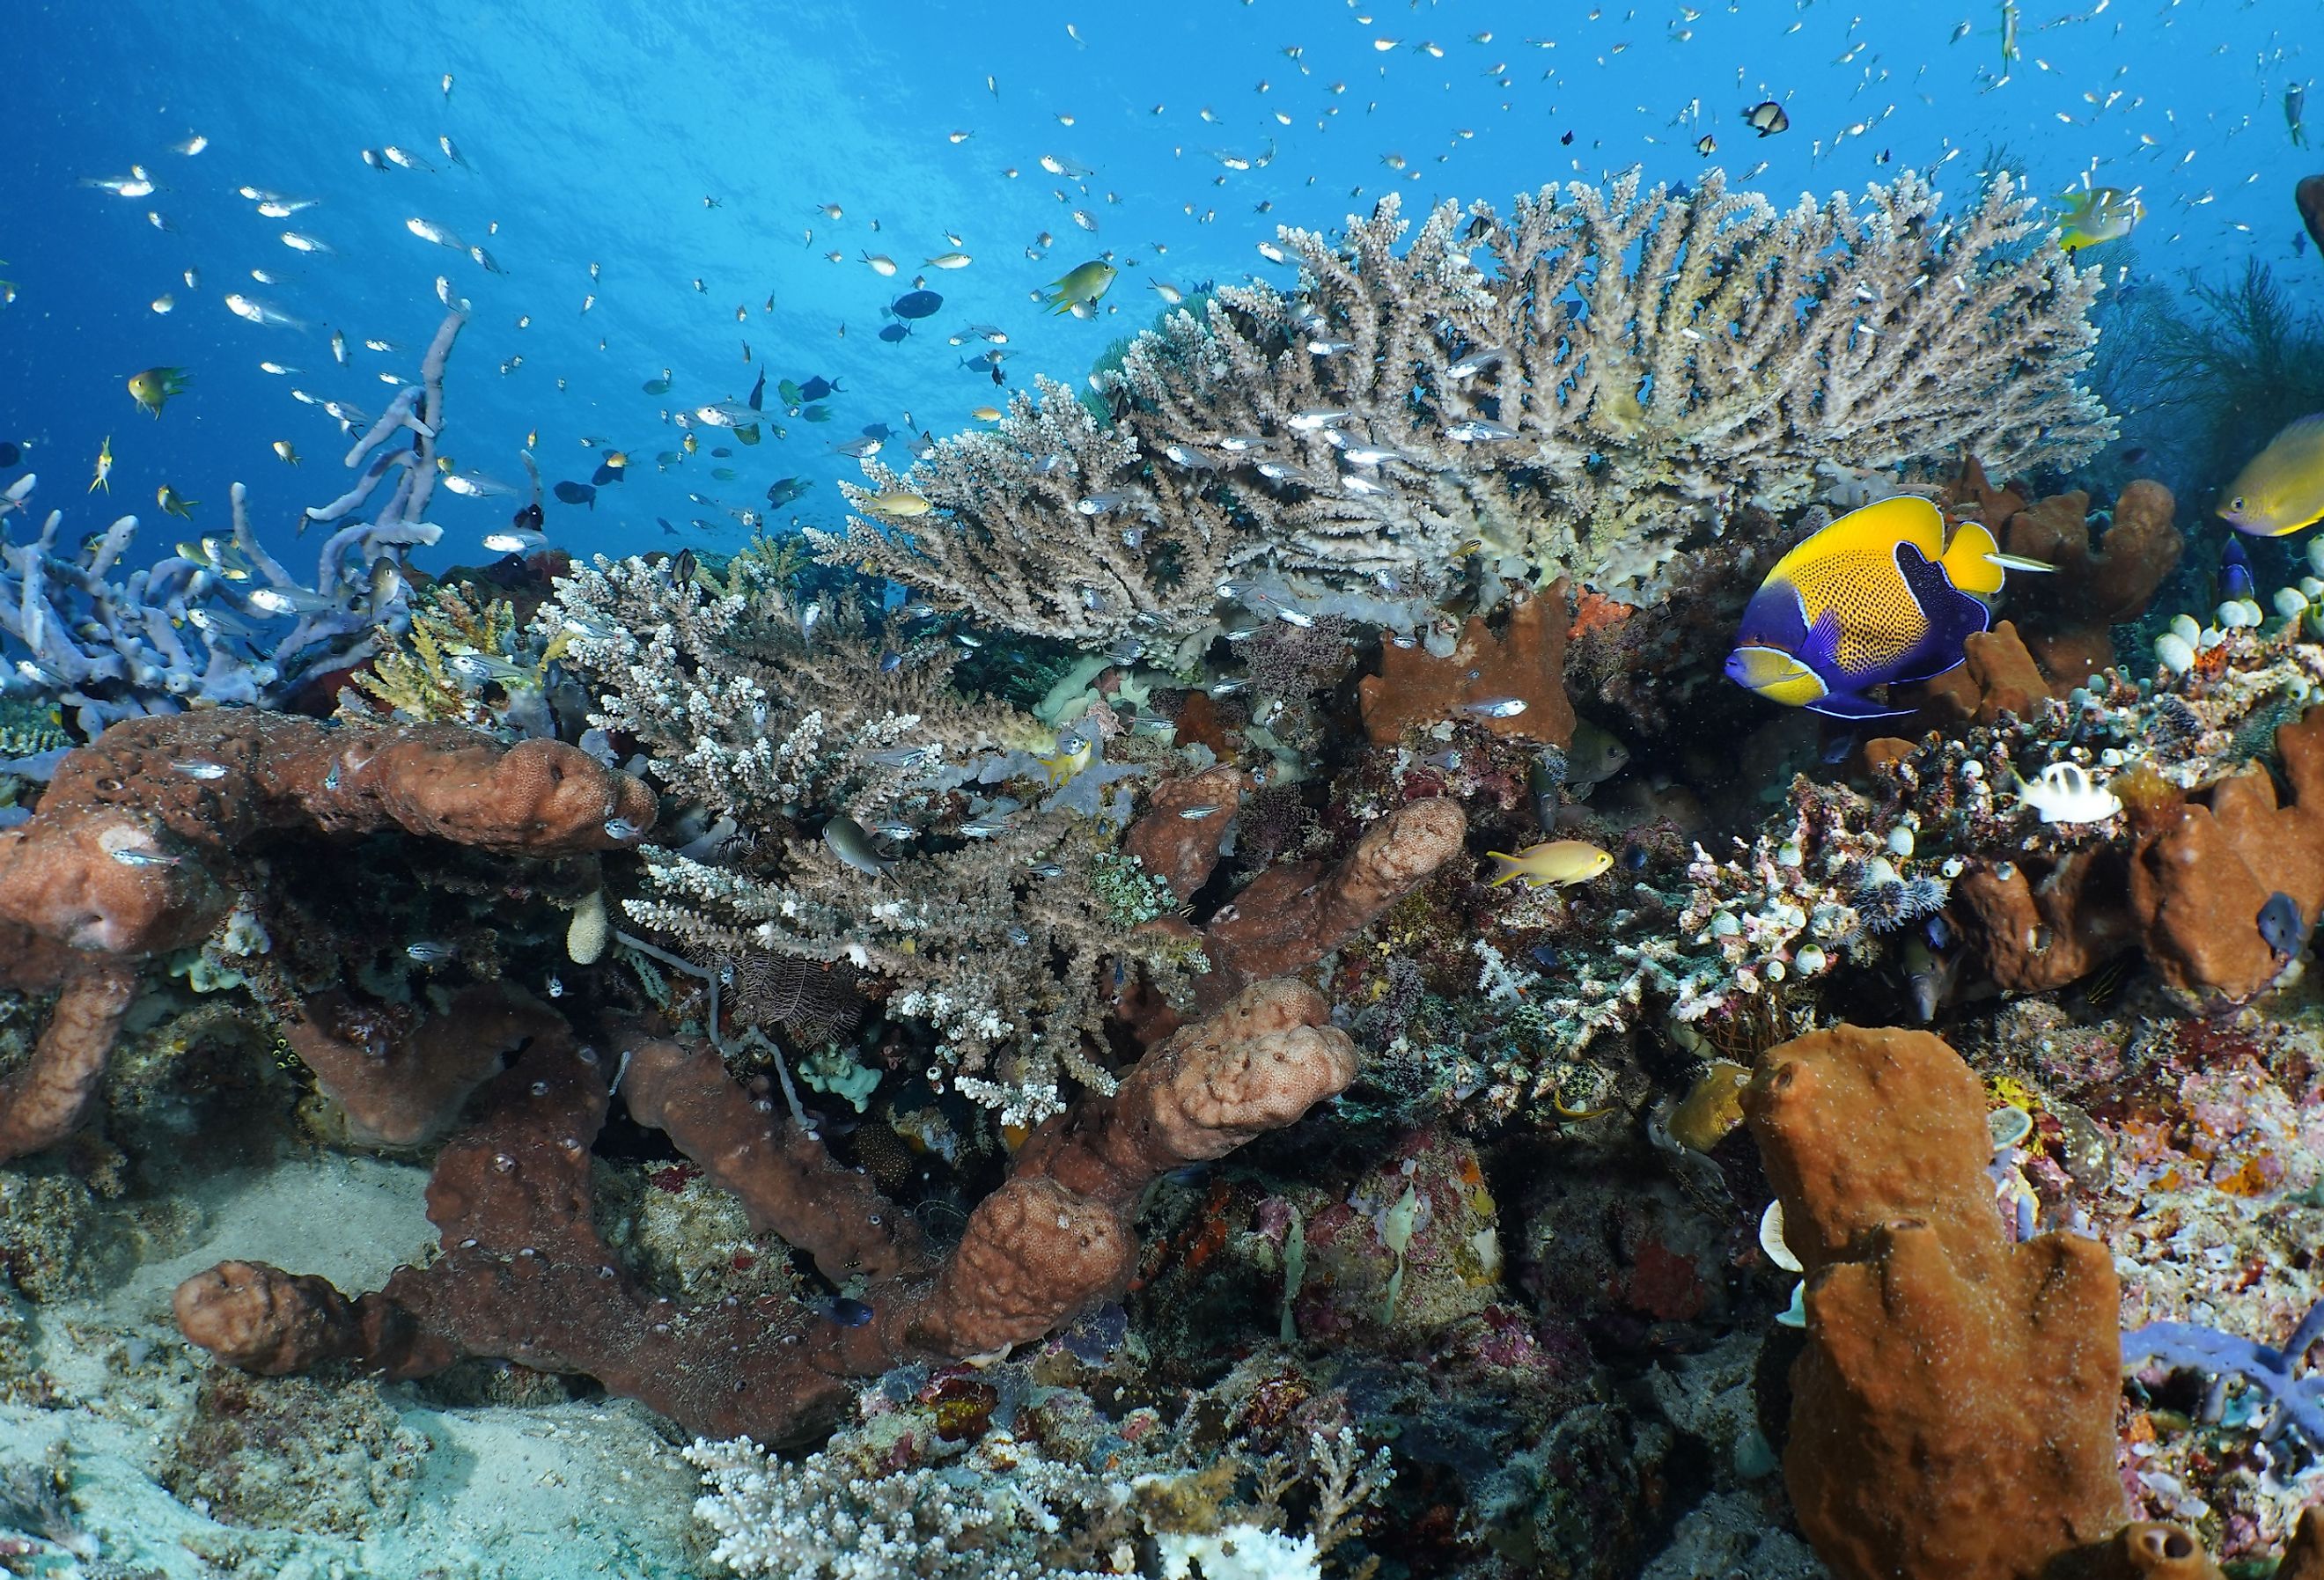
[2259,890,2309,959]
[2219,537,2256,604]
[879,650,903,673]
[819,1297,874,1327]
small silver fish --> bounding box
[1027,862,1066,878]
[1285,409,1348,431]
[1445,419,1518,442]
[1177,805,1222,819]
[169,759,229,780]
[1462,696,1529,717]
[869,746,938,768]
[108,847,182,869]
[603,817,644,841]
[1076,493,1125,514]
[406,940,458,964]
[958,818,1009,838]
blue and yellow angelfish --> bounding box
[1725,496,2050,719]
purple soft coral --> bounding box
[2122,1297,2324,1444]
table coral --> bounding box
[813,167,2107,644]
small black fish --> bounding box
[0,442,20,468]
[859,423,894,440]
[819,1296,874,1327]
[657,516,679,535]
[990,364,1004,386]
[1560,129,1574,145]
[889,289,943,320]
[1924,914,1954,952]
[553,481,596,508]
[878,321,911,342]
[592,460,625,486]
[798,374,842,402]
[2121,445,2150,467]
[2259,891,2309,959]
[747,369,766,412]
[1620,845,1648,872]
[1529,944,1560,971]
[511,501,544,532]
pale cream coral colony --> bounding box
[812,165,2110,645]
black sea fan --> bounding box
[722,952,866,1049]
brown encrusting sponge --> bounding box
[0,712,652,1162]
[173,977,1358,1444]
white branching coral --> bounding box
[685,1430,1125,1580]
[626,821,1189,1120]
[541,547,1018,827]
[548,546,1195,1117]
[812,166,2108,643]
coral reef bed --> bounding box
[8,164,2320,1580]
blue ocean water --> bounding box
[2,0,2308,582]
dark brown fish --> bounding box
[2300,173,2324,254]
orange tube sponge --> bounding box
[1744,1025,2125,1580]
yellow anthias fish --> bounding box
[1483,839,1614,889]
[866,489,933,518]
[156,484,198,520]
[1042,259,1116,315]
[274,440,299,466]
[128,365,191,417]
[970,406,1004,422]
[2218,413,2324,537]
[2052,186,2142,252]
[89,435,114,493]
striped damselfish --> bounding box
[1724,496,2051,719]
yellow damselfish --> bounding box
[2218,413,2324,538]
[127,365,191,417]
[2052,186,2142,252]
[1483,839,1613,889]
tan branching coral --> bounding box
[543,551,1018,829]
[812,168,2108,643]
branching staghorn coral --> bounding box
[625,818,1188,1125]
[542,550,1019,830]
[0,311,466,746]
[547,551,1187,1121]
[814,167,2108,643]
